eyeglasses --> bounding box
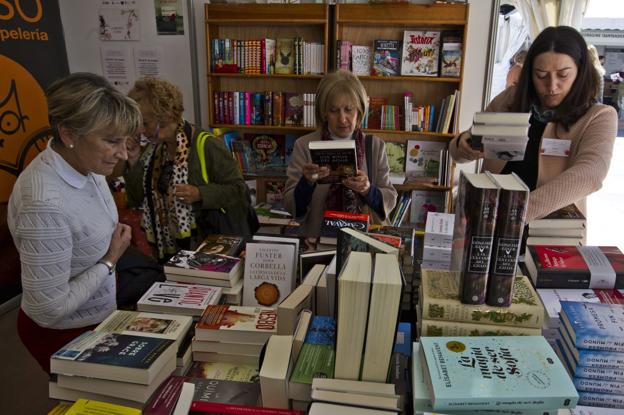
[157,161,174,195]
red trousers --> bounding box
[17,308,96,374]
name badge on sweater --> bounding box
[540,138,571,157]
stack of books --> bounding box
[418,269,544,337]
[137,281,222,318]
[164,249,243,306]
[527,204,586,247]
[470,112,530,161]
[413,336,578,413]
[192,305,277,367]
[555,301,624,410]
[49,330,177,408]
[310,378,400,412]
[422,212,453,270]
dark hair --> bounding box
[512,26,599,130]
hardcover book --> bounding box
[451,172,500,304]
[419,318,541,337]
[137,281,222,317]
[50,331,176,385]
[308,140,357,184]
[400,30,440,77]
[245,133,285,173]
[529,204,586,229]
[410,190,446,231]
[537,288,624,328]
[283,92,304,127]
[419,269,544,329]
[275,38,294,74]
[560,301,624,353]
[351,45,371,76]
[485,173,529,307]
[243,241,296,307]
[525,245,624,289]
[195,305,277,344]
[384,141,406,174]
[440,42,461,77]
[420,336,579,411]
[164,250,242,284]
[372,40,401,76]
[319,210,369,245]
[405,140,447,180]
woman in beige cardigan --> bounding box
[283,70,397,238]
[451,26,617,222]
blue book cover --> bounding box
[420,336,578,411]
[560,323,624,369]
[560,301,624,352]
[556,336,624,385]
[578,391,624,409]
[393,322,411,357]
[574,376,624,395]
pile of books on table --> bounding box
[527,204,586,247]
[422,212,453,270]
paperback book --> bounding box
[195,305,277,344]
[319,210,369,245]
[560,301,624,352]
[196,234,245,257]
[243,241,296,307]
[351,45,371,76]
[372,40,401,76]
[137,281,222,317]
[164,250,242,284]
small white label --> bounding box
[541,138,571,157]
[579,246,617,289]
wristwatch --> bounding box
[97,258,116,275]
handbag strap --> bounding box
[196,131,213,184]
[365,134,375,184]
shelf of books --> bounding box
[205,4,329,205]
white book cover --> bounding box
[351,45,371,76]
[401,30,440,76]
[410,190,447,229]
[243,242,296,307]
[137,281,222,316]
[405,140,447,180]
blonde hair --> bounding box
[588,44,606,76]
[128,76,184,122]
[47,72,141,140]
[315,70,368,127]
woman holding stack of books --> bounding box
[450,26,617,222]
[283,70,397,238]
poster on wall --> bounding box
[99,7,140,41]
[101,47,133,93]
[0,0,69,203]
[154,0,184,35]
[134,47,163,78]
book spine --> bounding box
[191,402,303,415]
[458,179,499,304]
[578,349,624,369]
[574,376,624,394]
[486,184,528,306]
[577,333,624,353]
[421,299,542,328]
[574,365,624,382]
[418,319,541,337]
[578,391,624,409]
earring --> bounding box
[69,144,74,149]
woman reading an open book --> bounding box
[7,73,140,373]
[283,70,397,239]
[450,26,617,222]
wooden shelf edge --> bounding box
[208,73,324,79]
[394,183,451,192]
[211,124,316,132]
[206,19,327,25]
[363,129,455,138]
[358,75,461,83]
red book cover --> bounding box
[367,96,388,130]
[320,210,370,242]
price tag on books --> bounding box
[579,246,617,289]
[540,138,571,157]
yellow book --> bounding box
[48,402,71,415]
[65,399,142,415]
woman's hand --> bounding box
[302,163,330,185]
[174,184,201,204]
[103,223,132,264]
[343,169,370,196]
[455,130,484,161]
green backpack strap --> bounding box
[196,131,212,184]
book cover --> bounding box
[196,235,244,257]
[190,377,260,407]
[440,42,461,77]
[451,172,500,304]
[384,141,406,174]
[410,190,446,231]
[351,45,371,76]
[525,245,624,289]
[94,310,192,346]
[405,140,447,180]
[65,399,141,415]
[529,204,586,229]
[291,316,336,384]
[578,391,624,409]
[137,282,222,316]
[320,210,369,245]
[486,173,529,307]
[195,305,277,343]
[537,288,624,328]
[420,336,579,411]
[275,38,294,74]
[164,250,241,282]
[245,133,285,173]
[561,301,624,353]
[400,30,440,77]
[283,92,304,126]
[308,140,357,184]
[366,96,388,130]
[243,242,296,307]
[186,362,258,382]
[418,319,541,337]
[420,270,544,329]
[335,227,398,280]
[372,40,401,76]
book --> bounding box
[277,264,324,335]
[372,40,401,76]
[440,42,461,77]
[401,30,440,76]
[311,377,397,397]
[366,96,388,130]
[529,204,586,229]
[48,381,143,409]
[94,310,193,348]
[283,92,304,127]
[255,203,298,226]
[473,112,531,125]
[223,279,243,305]
[245,133,286,173]
[485,173,529,307]
[525,245,624,289]
[309,402,398,415]
[418,318,541,337]
[275,38,294,74]
[50,331,176,385]
[570,406,624,415]
[578,391,624,409]
[137,281,222,317]
[64,399,141,415]
[192,351,259,366]
[538,288,624,328]
[526,236,584,246]
[292,309,312,360]
[335,251,372,380]
[557,332,624,379]
[299,250,335,283]
[361,254,403,382]
[310,389,400,412]
[195,305,277,344]
[186,361,259,382]
[260,335,293,409]
[384,141,406,175]
[419,270,544,329]
[191,339,264,356]
[420,336,579,411]
[351,45,371,76]
[405,140,447,181]
[410,190,446,230]
[336,227,399,279]
[243,241,296,307]
[560,301,624,352]
[320,210,370,246]
[451,172,500,304]
[172,382,194,415]
[164,250,242,285]
[196,234,245,257]
[308,140,357,184]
